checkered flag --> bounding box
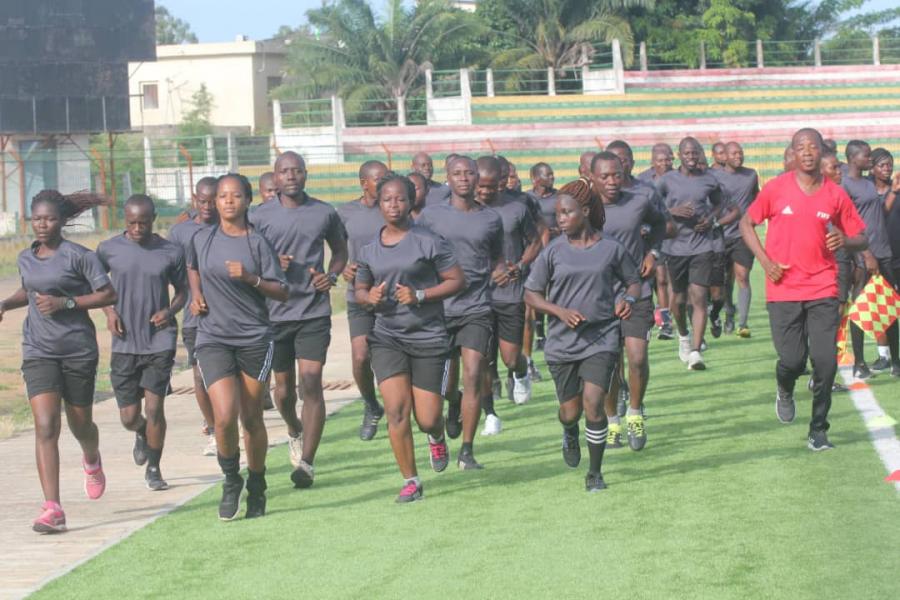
[848,275,900,340]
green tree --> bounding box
[275,0,487,125]
[155,5,198,45]
[179,84,215,137]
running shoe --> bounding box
[688,350,705,371]
[653,308,664,328]
[807,377,849,393]
[133,431,148,466]
[626,414,647,451]
[457,451,484,470]
[678,335,691,363]
[737,327,752,338]
[203,433,217,457]
[145,466,169,491]
[512,372,531,405]
[807,431,835,452]
[288,432,303,468]
[492,377,502,401]
[562,425,581,468]
[481,413,502,436]
[446,396,462,439]
[870,356,891,372]
[585,472,607,492]
[657,323,674,340]
[710,318,723,339]
[724,315,735,336]
[291,460,315,489]
[428,436,449,472]
[245,475,267,519]
[853,364,874,380]
[396,480,423,503]
[607,423,624,448]
[775,386,795,424]
[616,385,629,418]
[83,456,106,500]
[359,403,384,441]
[32,501,66,534]
[219,474,244,521]
[527,359,543,382]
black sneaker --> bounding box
[616,385,629,418]
[585,472,607,492]
[145,466,169,491]
[657,323,674,340]
[870,356,891,372]
[853,364,874,380]
[710,318,722,339]
[807,431,835,452]
[359,403,384,441]
[561,425,581,468]
[775,386,795,424]
[219,474,244,521]
[445,400,462,439]
[457,451,484,470]
[832,381,849,392]
[245,475,267,519]
[133,431,148,466]
[527,359,543,382]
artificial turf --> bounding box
[33,270,900,599]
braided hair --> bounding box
[559,176,605,231]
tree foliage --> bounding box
[179,84,215,137]
[155,6,198,45]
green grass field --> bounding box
[32,269,900,599]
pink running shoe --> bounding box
[395,480,423,504]
[33,501,66,534]
[83,455,106,500]
[429,437,449,473]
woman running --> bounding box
[1,190,116,533]
[525,194,641,491]
[355,174,465,502]
[187,174,288,520]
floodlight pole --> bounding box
[107,132,118,230]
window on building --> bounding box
[142,83,159,110]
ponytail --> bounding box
[31,189,108,225]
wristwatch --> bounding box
[415,289,426,305]
[63,296,76,310]
[623,295,636,305]
[327,272,339,286]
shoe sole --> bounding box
[33,522,66,534]
[146,481,170,491]
[219,510,240,521]
[291,470,314,489]
[807,442,834,452]
[689,363,706,370]
[457,461,484,470]
[480,428,501,436]
[396,492,423,503]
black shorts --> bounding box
[182,327,198,367]
[196,341,274,388]
[620,297,655,341]
[368,331,450,395]
[272,316,331,371]
[445,312,494,357]
[347,302,375,339]
[491,302,525,345]
[548,351,619,403]
[667,251,714,292]
[725,236,754,270]
[110,351,175,407]
[835,249,852,303]
[710,252,727,287]
[22,357,98,406]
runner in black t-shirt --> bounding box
[340,160,389,440]
[355,174,465,502]
[710,142,727,170]
[98,195,187,491]
[258,172,277,204]
[2,190,116,533]
[188,174,289,520]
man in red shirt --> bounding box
[740,128,867,451]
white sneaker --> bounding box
[481,413,502,436]
[203,434,217,457]
[688,350,706,370]
[512,372,532,405]
[288,432,303,469]
[678,335,692,363]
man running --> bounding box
[636,143,674,185]
[417,156,504,469]
[252,151,348,488]
[258,172,278,204]
[339,160,389,440]
[741,128,867,451]
[98,195,186,491]
[658,137,725,370]
[710,142,727,169]
[711,142,759,337]
[424,153,457,206]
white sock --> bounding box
[878,345,890,359]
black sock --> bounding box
[482,394,496,417]
[536,318,545,339]
[513,356,527,379]
[146,446,162,469]
[850,322,865,366]
[217,451,240,478]
[558,410,578,433]
[247,468,267,494]
[585,419,608,474]
[710,299,724,322]
[362,393,380,412]
[461,441,473,455]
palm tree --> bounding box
[275,0,486,126]
[482,0,652,92]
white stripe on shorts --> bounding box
[257,341,274,382]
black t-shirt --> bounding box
[527,190,559,231]
[843,175,891,260]
[485,194,537,304]
[711,167,759,240]
[337,200,385,303]
[602,186,667,299]
[167,219,210,330]
[658,169,722,256]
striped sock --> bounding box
[585,420,608,474]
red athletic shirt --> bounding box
[747,171,865,302]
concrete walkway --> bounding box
[0,316,360,600]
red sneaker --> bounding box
[83,455,106,500]
[395,480,423,504]
[428,437,449,473]
[33,501,66,534]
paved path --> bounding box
[0,315,360,600]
